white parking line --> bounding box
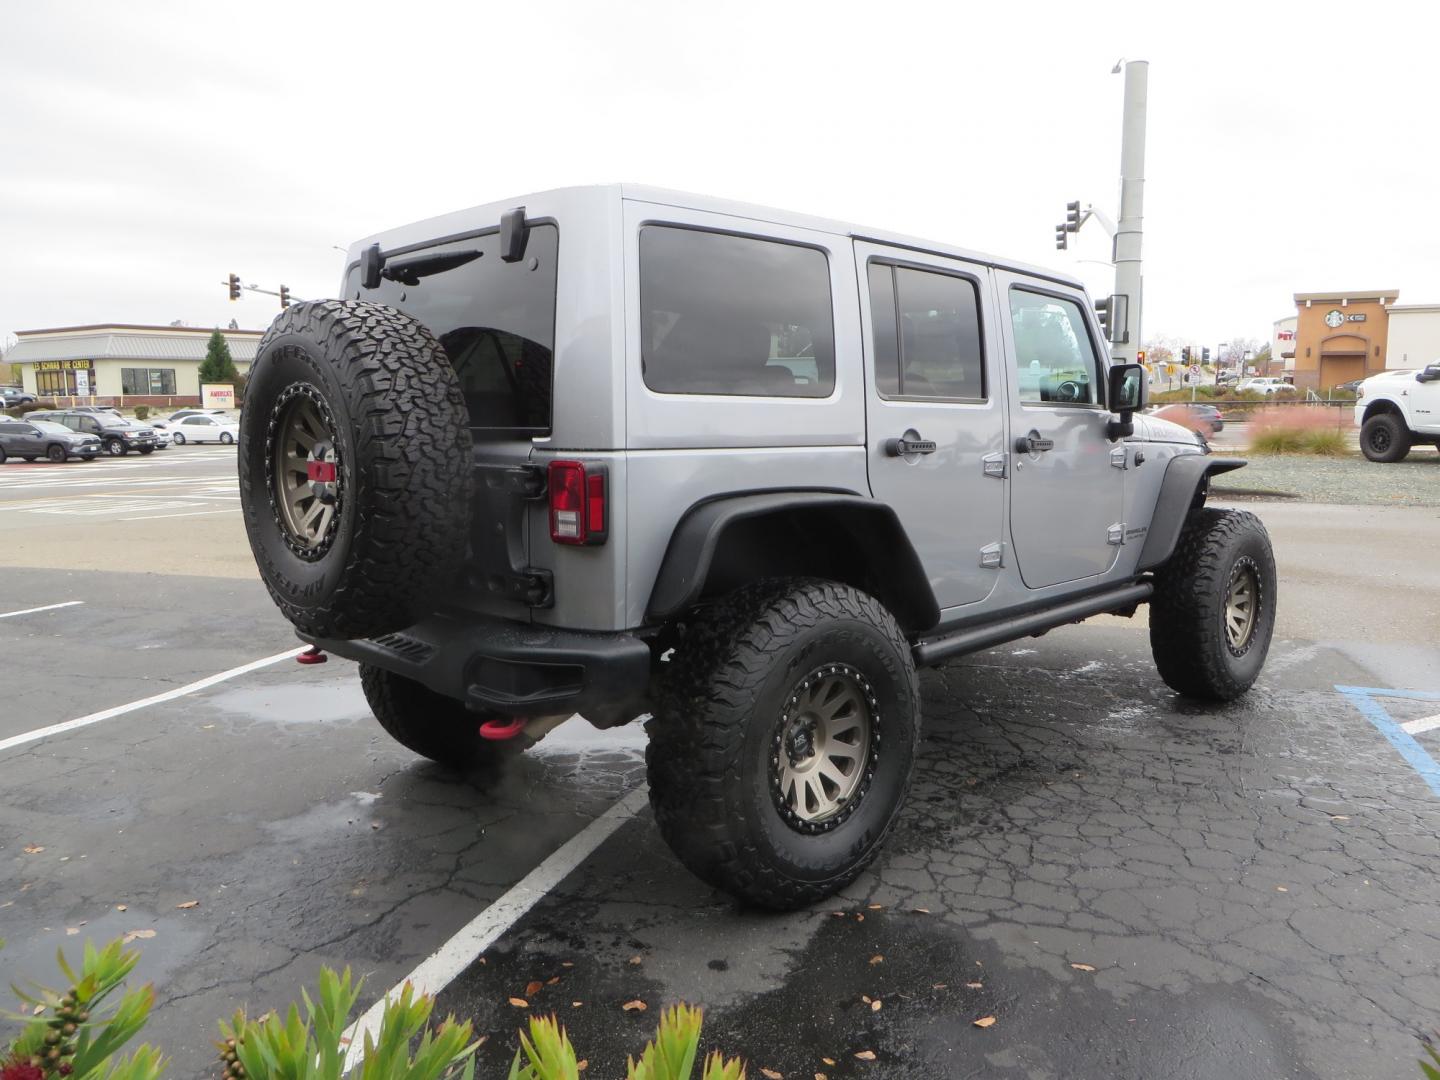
[0,647,303,755]
[1402,713,1440,736]
[0,600,85,620]
[340,786,649,1070]
[120,508,238,522]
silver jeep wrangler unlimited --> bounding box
[238,185,1276,909]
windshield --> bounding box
[343,223,558,435]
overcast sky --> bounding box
[3,0,1438,354]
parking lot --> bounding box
[3,449,1440,1079]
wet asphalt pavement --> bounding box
[3,487,1440,1078]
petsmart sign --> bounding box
[201,384,236,409]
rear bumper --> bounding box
[305,614,654,721]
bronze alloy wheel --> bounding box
[1224,556,1261,654]
[772,663,877,832]
[268,385,342,558]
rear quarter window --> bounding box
[639,226,835,398]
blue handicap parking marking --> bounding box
[1337,685,1440,798]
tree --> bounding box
[198,329,241,386]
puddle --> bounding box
[203,680,368,726]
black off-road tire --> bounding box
[647,579,920,910]
[359,664,530,768]
[1150,508,1277,701]
[1360,413,1411,463]
[239,300,473,639]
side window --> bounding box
[639,226,835,397]
[82,418,101,433]
[0,423,21,434]
[183,417,207,426]
[1009,289,1103,406]
[867,262,985,400]
[61,416,80,431]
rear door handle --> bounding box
[885,435,938,456]
[1015,430,1055,454]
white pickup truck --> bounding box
[1354,362,1440,461]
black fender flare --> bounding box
[1135,454,1247,572]
[646,491,940,633]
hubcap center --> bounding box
[307,441,339,505]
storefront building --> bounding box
[1271,316,1297,375]
[1290,290,1396,393]
[9,324,261,405]
[1386,304,1440,371]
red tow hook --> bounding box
[478,717,527,741]
[296,646,328,665]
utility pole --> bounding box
[1112,59,1148,365]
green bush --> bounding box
[1302,429,1347,456]
[132,406,150,420]
[5,939,748,1080]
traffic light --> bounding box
[1181,346,1191,362]
[279,284,290,309]
[1202,347,1211,362]
[1137,349,1147,364]
[1094,296,1112,337]
[1065,201,1082,232]
[227,273,241,301]
[1054,224,1068,251]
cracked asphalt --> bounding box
[2,492,1439,1079]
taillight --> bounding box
[548,460,608,545]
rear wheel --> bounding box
[1360,413,1411,462]
[1150,508,1277,701]
[138,446,154,455]
[359,664,529,768]
[647,579,920,910]
[220,431,234,445]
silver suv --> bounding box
[238,186,1277,908]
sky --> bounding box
[3,0,1438,355]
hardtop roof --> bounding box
[351,184,1087,293]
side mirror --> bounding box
[1417,365,1440,384]
[1106,363,1148,439]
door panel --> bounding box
[856,242,1005,609]
[998,276,1123,589]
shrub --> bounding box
[1247,405,1348,455]
[132,406,150,420]
[6,939,748,1080]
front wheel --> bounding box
[1150,508,1277,701]
[647,579,920,910]
[46,445,66,463]
[1360,413,1411,463]
[359,664,529,769]
[106,439,127,456]
[172,432,186,445]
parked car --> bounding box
[170,413,239,444]
[1,387,38,408]
[1354,363,1440,462]
[1153,403,1224,434]
[151,426,171,450]
[237,185,1277,909]
[0,419,102,463]
[1332,378,1365,396]
[47,410,159,455]
[1237,377,1293,396]
[152,408,228,432]
[67,405,124,417]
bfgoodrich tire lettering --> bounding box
[1149,508,1277,701]
[239,300,473,639]
[647,579,920,910]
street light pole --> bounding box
[1112,59,1148,365]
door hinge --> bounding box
[1110,446,1128,469]
[982,452,1007,478]
[979,542,1004,569]
[1107,522,1126,546]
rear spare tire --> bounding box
[239,300,472,639]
